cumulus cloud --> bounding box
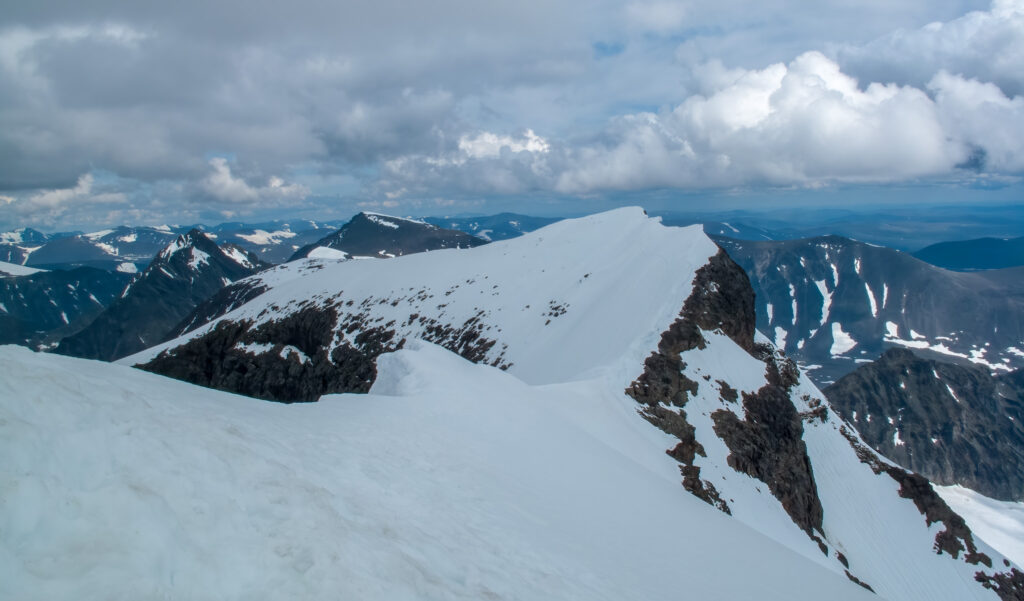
[199,158,308,205]
[554,52,1023,192]
[838,0,1024,96]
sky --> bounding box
[1,0,1023,229]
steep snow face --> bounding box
[0,345,876,601]
[128,208,719,386]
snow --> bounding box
[0,260,44,277]
[116,262,138,274]
[790,283,798,325]
[830,322,857,356]
[944,383,962,404]
[84,229,114,240]
[307,246,349,260]
[235,229,297,245]
[236,341,275,355]
[814,279,832,326]
[882,283,889,308]
[127,208,721,387]
[94,241,119,256]
[0,344,876,601]
[830,262,839,287]
[118,233,138,243]
[775,326,788,349]
[936,485,1024,568]
[110,207,1018,601]
[187,248,210,270]
[854,258,861,275]
[766,302,774,323]
[864,283,878,318]
[363,212,429,227]
[222,246,256,268]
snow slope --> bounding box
[937,485,1024,568]
[114,208,1021,600]
[0,344,875,601]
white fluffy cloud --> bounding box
[199,158,309,205]
[839,0,1024,96]
[556,52,977,192]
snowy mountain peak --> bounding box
[288,210,487,261]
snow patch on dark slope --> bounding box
[123,208,1023,600]
[55,230,268,361]
[716,235,1024,385]
[825,348,1024,501]
[289,211,486,261]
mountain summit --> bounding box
[288,212,486,261]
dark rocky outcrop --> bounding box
[711,352,824,535]
[140,305,386,402]
[975,568,1024,601]
[826,348,1024,501]
[139,289,510,403]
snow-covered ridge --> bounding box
[128,207,718,386]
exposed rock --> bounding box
[826,348,1024,501]
[711,352,824,535]
[975,568,1024,601]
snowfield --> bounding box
[0,344,874,601]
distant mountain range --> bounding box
[914,236,1024,271]
[0,267,133,348]
[715,235,1024,385]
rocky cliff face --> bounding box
[626,249,825,538]
[826,348,1024,501]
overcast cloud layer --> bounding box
[1,0,1021,228]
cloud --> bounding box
[198,158,308,205]
[458,129,550,159]
[624,2,687,34]
[554,52,1024,192]
[838,0,1024,96]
